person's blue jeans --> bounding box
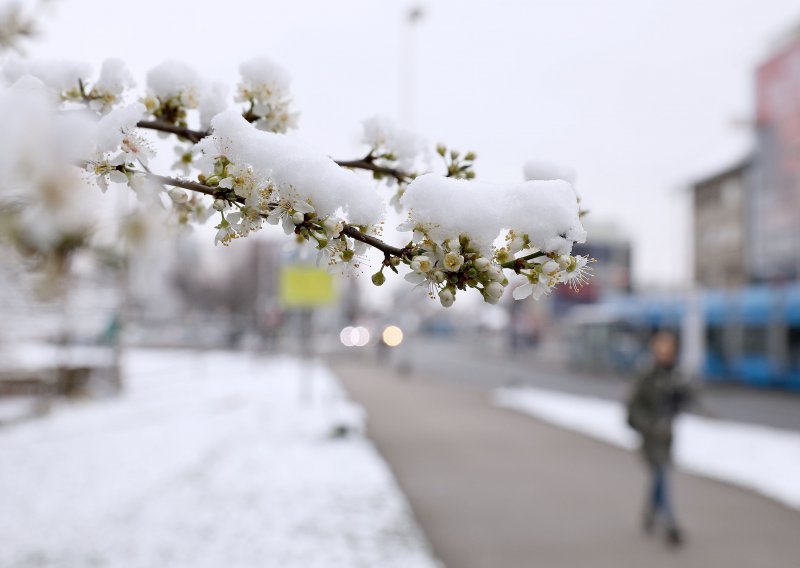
[650,464,677,528]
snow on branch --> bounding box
[0,55,591,307]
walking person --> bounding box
[626,331,693,547]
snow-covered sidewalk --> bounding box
[495,386,800,510]
[0,349,439,568]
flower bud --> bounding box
[474,257,490,271]
[291,211,305,225]
[487,267,503,282]
[433,270,446,283]
[213,199,227,211]
[323,217,342,237]
[372,271,386,286]
[168,188,188,204]
[446,239,461,253]
[542,260,560,274]
[439,288,455,308]
[486,281,504,300]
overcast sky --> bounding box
[27,0,800,289]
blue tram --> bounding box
[562,285,800,391]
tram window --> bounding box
[789,327,800,369]
[742,325,768,355]
[705,326,725,356]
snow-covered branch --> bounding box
[0,54,591,307]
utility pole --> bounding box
[399,5,425,128]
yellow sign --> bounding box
[279,265,337,308]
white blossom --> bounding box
[443,252,464,272]
[89,59,135,113]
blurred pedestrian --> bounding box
[626,331,693,547]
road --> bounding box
[331,356,800,568]
[388,333,800,432]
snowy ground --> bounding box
[495,386,800,510]
[0,349,439,568]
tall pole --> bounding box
[399,5,424,128]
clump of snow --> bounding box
[238,56,291,99]
[362,115,427,171]
[523,159,577,185]
[401,174,586,254]
[0,349,439,568]
[145,60,202,105]
[236,56,297,133]
[1,55,91,94]
[92,58,135,98]
[0,76,98,248]
[94,102,146,152]
[495,386,800,510]
[198,81,229,130]
[198,110,383,225]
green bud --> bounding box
[450,149,459,160]
[436,144,447,157]
[371,271,386,286]
[465,170,476,179]
[466,268,478,278]
[464,151,476,161]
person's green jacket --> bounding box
[626,365,693,466]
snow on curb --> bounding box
[494,386,800,510]
[0,349,439,568]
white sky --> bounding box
[26,0,800,289]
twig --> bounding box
[134,121,412,183]
[500,251,546,270]
[140,171,408,259]
[136,120,207,144]
[335,157,410,184]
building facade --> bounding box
[751,33,800,283]
[692,30,800,287]
[692,159,750,288]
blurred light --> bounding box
[353,326,370,347]
[382,325,404,347]
[340,326,355,347]
[340,326,370,347]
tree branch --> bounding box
[134,121,413,184]
[500,251,546,270]
[136,120,207,143]
[142,171,408,259]
[144,173,220,197]
[335,158,410,184]
[342,225,405,258]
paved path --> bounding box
[331,357,800,568]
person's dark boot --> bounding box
[666,526,684,547]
